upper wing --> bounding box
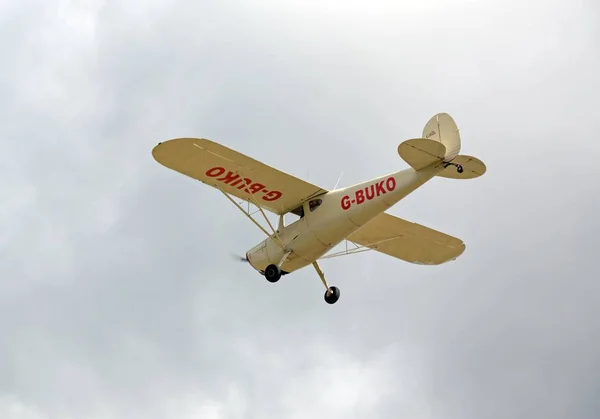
[152,138,327,215]
[347,213,466,265]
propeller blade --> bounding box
[230,253,248,262]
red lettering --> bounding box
[237,178,252,190]
[230,178,243,187]
[263,191,282,201]
[217,171,240,184]
[355,189,365,204]
[206,167,226,177]
[247,183,265,194]
[375,181,386,196]
[365,185,375,200]
[211,168,278,200]
[386,177,396,192]
[341,195,351,210]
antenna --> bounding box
[333,171,344,190]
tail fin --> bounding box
[398,113,486,179]
[422,112,461,160]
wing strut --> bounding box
[236,168,281,241]
[318,235,404,260]
[231,167,287,247]
[218,189,285,249]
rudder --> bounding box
[422,113,461,161]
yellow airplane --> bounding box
[152,113,486,305]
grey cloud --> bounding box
[1,0,599,418]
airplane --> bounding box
[151,113,486,305]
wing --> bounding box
[347,213,466,265]
[152,138,327,215]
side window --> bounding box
[309,199,322,212]
[290,199,322,219]
[290,205,304,218]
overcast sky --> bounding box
[1,0,599,418]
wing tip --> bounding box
[444,241,466,264]
[151,138,212,165]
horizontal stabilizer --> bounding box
[437,155,486,179]
[398,138,446,171]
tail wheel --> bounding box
[264,264,282,283]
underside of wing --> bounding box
[152,138,327,215]
[347,213,466,265]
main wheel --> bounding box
[264,264,282,283]
[324,286,341,304]
[456,164,464,173]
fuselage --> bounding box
[246,164,444,274]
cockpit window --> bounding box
[290,198,323,219]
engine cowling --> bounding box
[245,237,284,273]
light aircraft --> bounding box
[152,113,486,305]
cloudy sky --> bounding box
[1,0,599,418]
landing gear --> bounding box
[312,261,340,304]
[264,264,282,282]
[443,161,464,174]
[264,251,291,283]
[265,259,340,304]
[324,286,340,304]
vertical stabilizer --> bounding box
[422,113,461,161]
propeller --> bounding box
[230,253,248,263]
